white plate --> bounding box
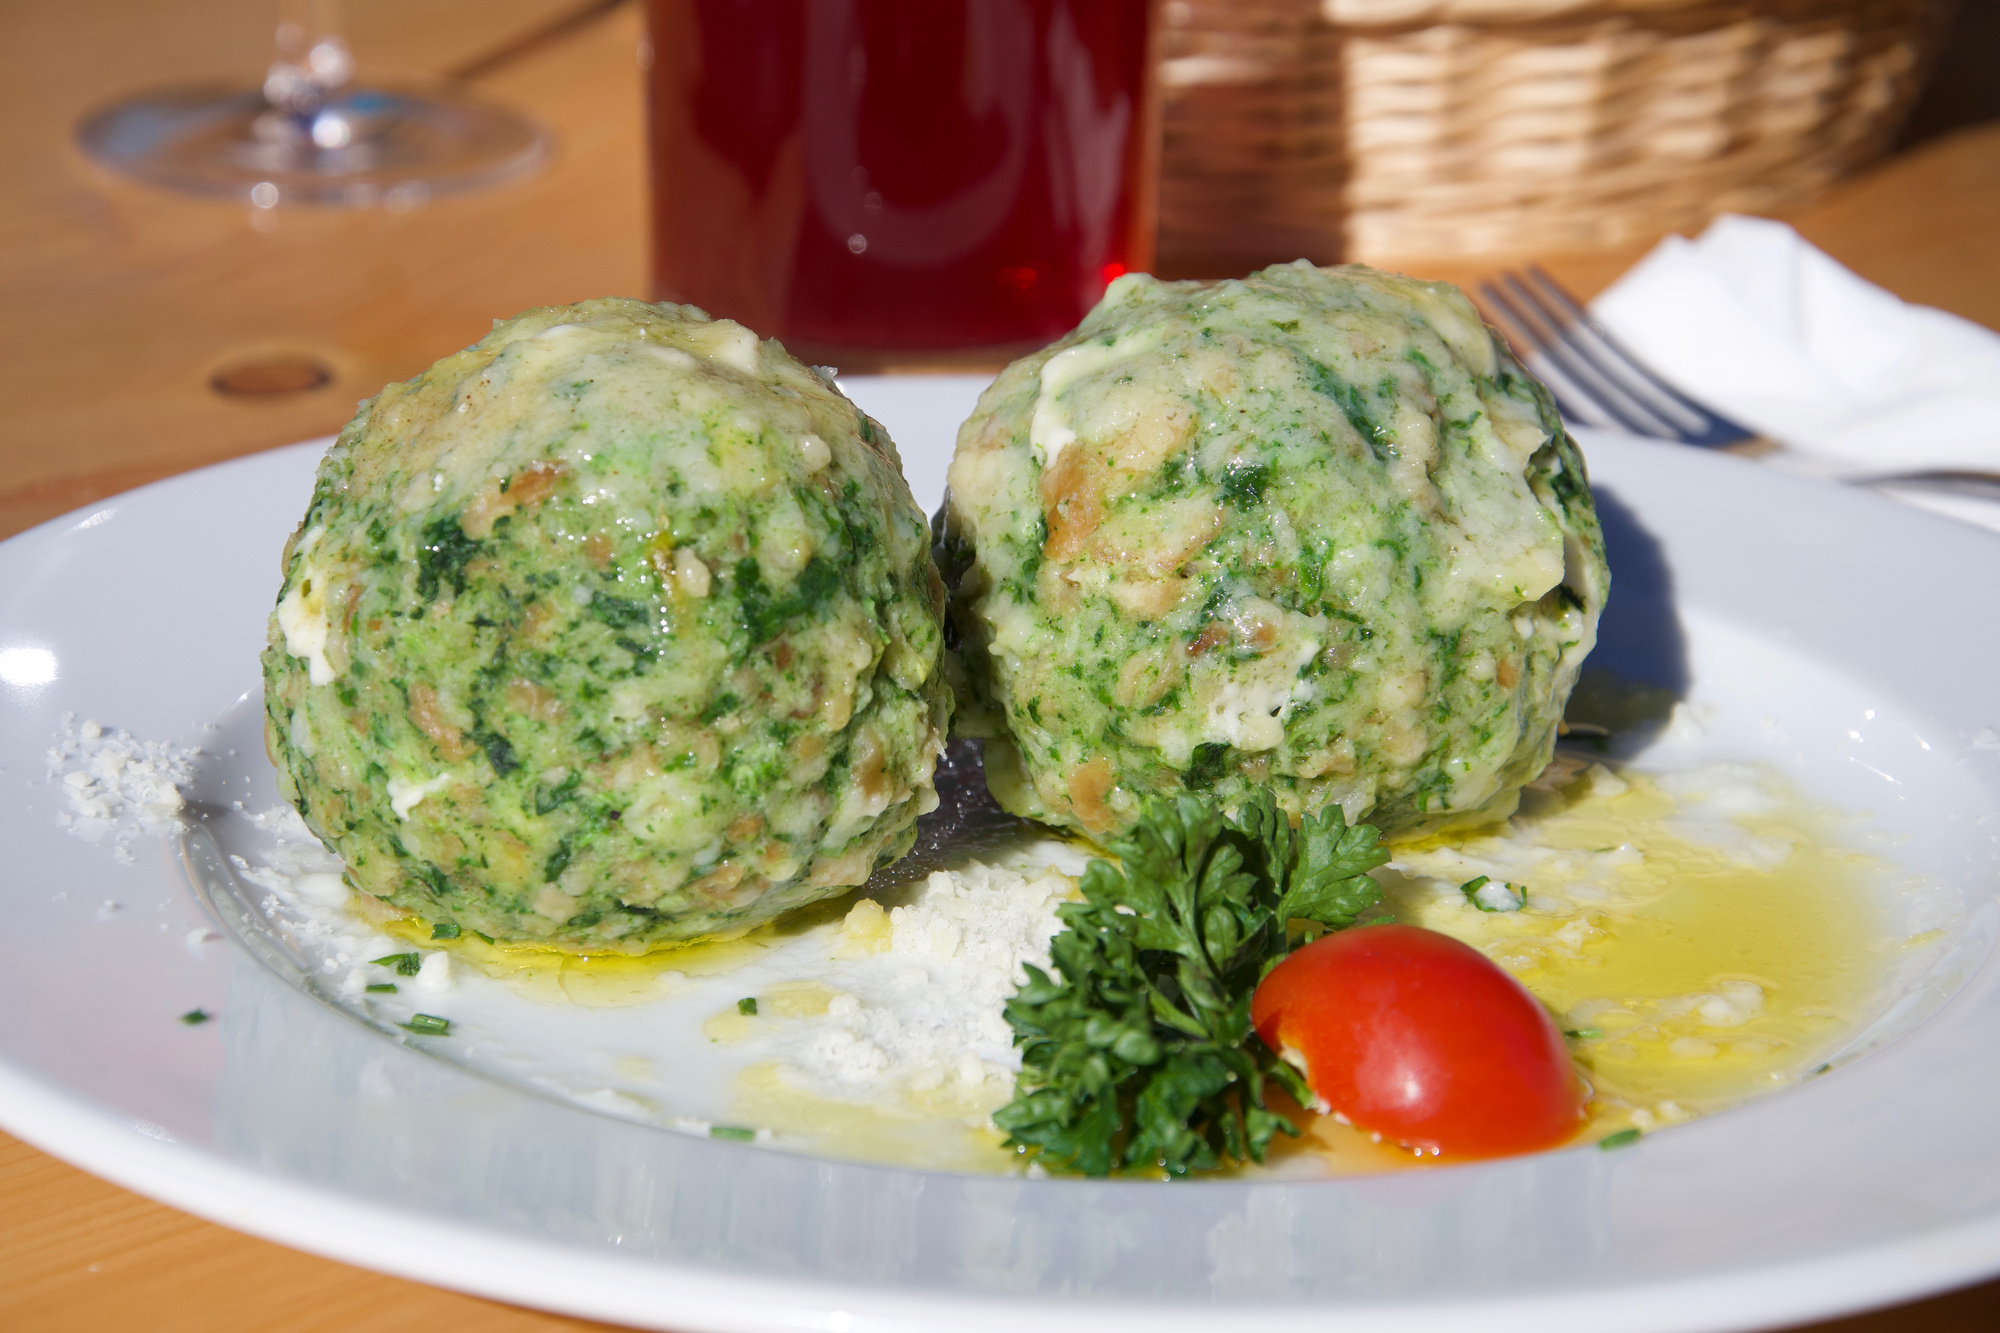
[2,378,1999,1333]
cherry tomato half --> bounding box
[1251,924,1584,1158]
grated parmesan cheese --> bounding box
[48,713,196,862]
[768,861,1074,1101]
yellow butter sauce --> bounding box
[368,761,1908,1177]
[1267,765,1900,1171]
[727,1062,1017,1173]
[374,892,862,1008]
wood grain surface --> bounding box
[2,1,1998,1330]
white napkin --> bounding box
[1589,215,2000,531]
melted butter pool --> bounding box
[727,1062,1015,1173]
[371,762,1909,1176]
[379,893,861,1007]
[1345,763,1898,1160]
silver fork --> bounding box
[1479,266,1756,448]
[1479,266,2000,502]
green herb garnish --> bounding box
[371,951,423,976]
[366,983,398,994]
[402,1013,451,1036]
[993,792,1387,1177]
[1599,1128,1642,1150]
[1564,1026,1602,1040]
[709,1125,757,1142]
[1460,875,1527,912]
[178,1009,211,1025]
[737,997,758,1016]
[430,922,462,940]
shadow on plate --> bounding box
[1563,484,1689,757]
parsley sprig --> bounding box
[994,792,1388,1177]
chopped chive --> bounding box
[737,996,758,1016]
[371,951,422,976]
[402,1013,451,1036]
[178,1009,210,1025]
[366,983,398,994]
[1565,1027,1602,1040]
[709,1125,756,1141]
[1461,876,1527,912]
[1598,1128,1642,1150]
[474,931,494,944]
[430,922,462,940]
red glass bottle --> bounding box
[648,0,1158,369]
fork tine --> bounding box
[1524,266,1756,447]
[1500,274,1686,439]
[1484,278,1675,438]
[1476,282,1610,429]
[1513,269,1709,437]
[1478,282,1630,431]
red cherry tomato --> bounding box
[1251,924,1584,1158]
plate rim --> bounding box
[3,421,1999,1332]
[9,1053,2000,1333]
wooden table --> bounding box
[3,2,1999,1328]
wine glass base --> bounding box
[75,83,551,206]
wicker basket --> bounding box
[1156,0,1953,271]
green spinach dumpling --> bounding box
[943,262,1606,840]
[264,298,950,949]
